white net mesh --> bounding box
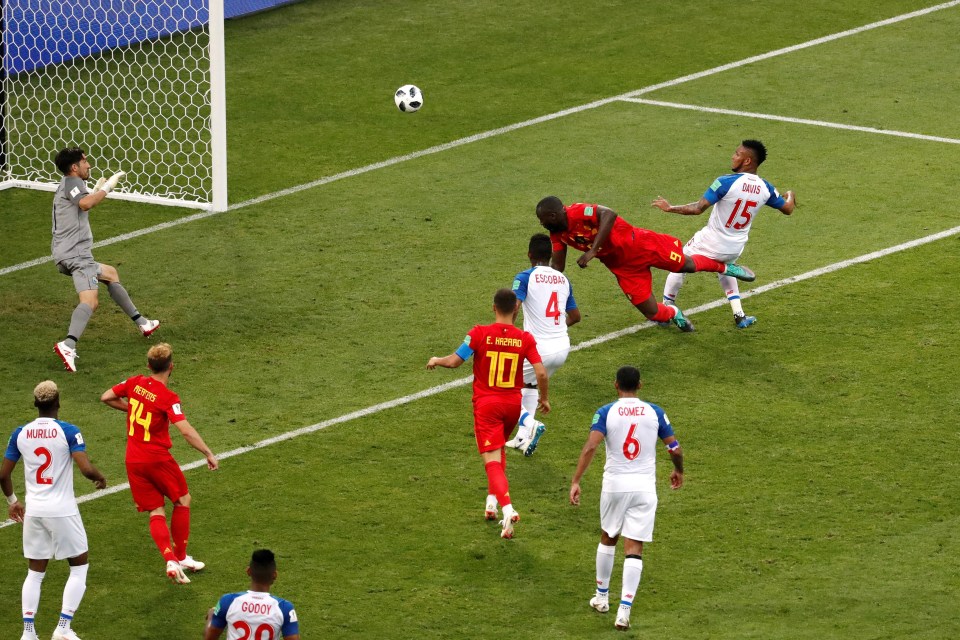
[2,0,213,205]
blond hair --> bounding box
[147,343,174,373]
[33,380,59,403]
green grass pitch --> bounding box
[1,1,959,638]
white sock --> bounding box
[719,274,745,316]
[663,272,685,302]
[596,543,616,593]
[621,557,643,606]
[22,569,45,633]
[520,387,538,418]
[60,563,88,626]
[486,494,498,508]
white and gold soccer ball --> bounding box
[394,84,423,113]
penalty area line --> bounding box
[2,222,959,530]
[2,1,957,278]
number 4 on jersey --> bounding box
[545,291,561,326]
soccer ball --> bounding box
[394,84,423,113]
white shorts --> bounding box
[522,348,569,385]
[23,514,88,560]
[600,491,657,542]
[684,230,744,264]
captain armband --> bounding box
[665,440,680,453]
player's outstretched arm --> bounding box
[652,196,711,216]
[779,190,797,215]
[78,170,125,211]
[576,207,617,269]
[532,362,550,414]
[550,245,568,273]
[173,420,219,470]
[100,388,129,412]
[662,436,684,489]
[426,354,465,369]
[569,431,604,505]
[72,452,107,490]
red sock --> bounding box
[650,303,677,323]
[149,515,177,562]
[500,447,507,471]
[484,461,511,508]
[171,505,191,561]
[692,254,725,273]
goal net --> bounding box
[0,0,227,211]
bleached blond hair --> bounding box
[147,343,174,373]
[33,380,59,404]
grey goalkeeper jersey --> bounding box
[51,176,93,262]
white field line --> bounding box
[2,1,957,278]
[3,222,959,529]
[618,98,960,145]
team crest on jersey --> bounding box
[69,186,81,198]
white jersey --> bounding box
[512,265,578,356]
[210,590,299,639]
[692,172,786,256]
[4,418,86,517]
[590,397,673,494]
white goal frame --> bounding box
[0,0,227,212]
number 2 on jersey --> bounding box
[128,398,153,442]
[622,423,641,460]
[34,447,54,485]
[545,291,561,326]
[232,621,274,640]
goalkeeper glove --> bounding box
[101,171,126,194]
[92,177,106,193]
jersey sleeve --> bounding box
[590,403,613,435]
[762,179,786,209]
[4,427,23,462]
[58,422,87,453]
[651,404,675,439]
[279,599,300,637]
[111,378,130,398]
[455,327,479,361]
[512,269,532,302]
[64,177,88,206]
[565,280,578,311]
[549,232,565,252]
[703,174,738,204]
[522,332,542,365]
[208,593,238,629]
[166,392,186,423]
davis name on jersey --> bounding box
[512,265,577,353]
[4,418,86,517]
[210,591,299,639]
[591,398,673,494]
[697,173,786,255]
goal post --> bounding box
[0,0,228,211]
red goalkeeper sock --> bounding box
[171,505,191,562]
[650,303,677,323]
[484,461,511,508]
[691,254,725,273]
[149,515,178,562]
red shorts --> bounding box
[473,399,522,453]
[607,229,686,305]
[126,458,189,512]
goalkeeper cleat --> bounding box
[734,314,757,329]
[522,422,546,457]
[179,555,205,572]
[52,629,82,640]
[590,592,610,613]
[500,505,519,539]
[723,263,756,282]
[668,306,695,333]
[139,318,161,337]
[166,560,191,584]
[615,604,632,631]
[54,342,78,373]
[484,496,498,521]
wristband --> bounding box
[6,493,17,506]
[666,440,680,453]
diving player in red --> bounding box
[426,288,550,538]
[100,343,219,584]
[535,196,757,332]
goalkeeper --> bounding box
[51,147,160,373]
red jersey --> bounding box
[111,375,185,464]
[550,202,637,269]
[465,323,542,404]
